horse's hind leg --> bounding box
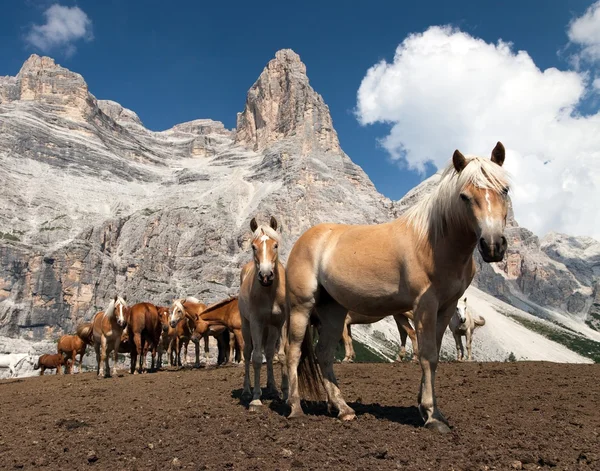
[394,313,414,362]
[316,301,355,420]
[194,339,201,368]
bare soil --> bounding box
[0,362,598,470]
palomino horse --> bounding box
[170,298,207,367]
[126,302,166,373]
[58,324,95,374]
[84,295,129,378]
[341,311,418,363]
[449,297,486,361]
[239,217,288,410]
[286,143,509,432]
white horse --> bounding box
[448,297,486,361]
[239,217,288,411]
[0,353,36,378]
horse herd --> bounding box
[13,143,509,433]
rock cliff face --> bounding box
[0,51,598,354]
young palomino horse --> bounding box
[449,297,486,361]
[84,295,129,378]
[239,217,288,410]
[169,298,207,367]
[286,143,509,432]
[342,311,418,363]
[58,324,95,374]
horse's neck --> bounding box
[432,226,478,272]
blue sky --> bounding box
[1,1,599,237]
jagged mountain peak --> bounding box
[235,49,341,154]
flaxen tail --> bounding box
[294,315,324,401]
[473,315,486,327]
[76,322,94,345]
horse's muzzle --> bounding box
[258,271,274,286]
[478,236,507,263]
[170,320,177,328]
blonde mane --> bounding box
[105,296,127,318]
[403,156,510,244]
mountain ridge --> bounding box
[0,51,598,364]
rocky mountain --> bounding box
[0,50,598,364]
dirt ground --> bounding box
[0,362,598,470]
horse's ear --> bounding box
[491,141,505,167]
[270,216,278,231]
[123,295,127,302]
[250,217,258,233]
[453,150,467,172]
[113,295,118,302]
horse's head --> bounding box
[157,306,170,332]
[456,297,468,324]
[191,317,209,342]
[249,216,280,287]
[107,295,128,328]
[453,142,509,263]
[170,300,186,328]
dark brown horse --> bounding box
[126,302,166,373]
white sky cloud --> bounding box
[568,1,600,64]
[356,25,600,240]
[25,4,92,57]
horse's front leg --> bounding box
[264,324,280,398]
[415,295,450,433]
[466,329,473,361]
[241,317,252,398]
[98,337,108,378]
[111,338,120,377]
[194,339,200,368]
[203,333,210,365]
[341,319,353,363]
[79,352,84,374]
[249,320,265,411]
[453,333,462,361]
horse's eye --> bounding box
[460,193,471,203]
[274,244,278,249]
[502,186,509,195]
[252,245,257,251]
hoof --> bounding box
[338,409,357,421]
[424,420,451,434]
[287,404,304,419]
[249,400,262,412]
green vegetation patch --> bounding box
[509,315,600,363]
[0,231,20,241]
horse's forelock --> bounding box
[105,298,116,318]
[252,225,280,243]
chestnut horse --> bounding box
[58,324,95,374]
[286,143,509,432]
[35,353,70,375]
[341,311,418,363]
[126,302,166,373]
[85,295,128,378]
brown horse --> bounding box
[126,302,165,374]
[286,143,509,432]
[86,295,129,378]
[239,217,288,410]
[58,324,95,374]
[35,353,70,375]
[341,311,418,363]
